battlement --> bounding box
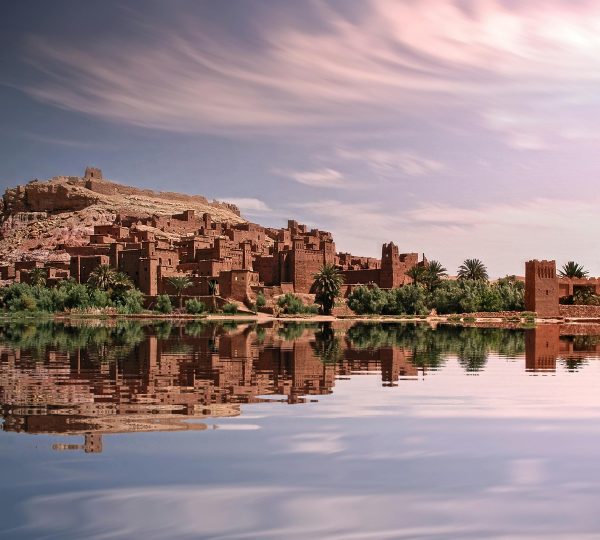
[525,260,556,280]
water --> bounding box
[1,320,600,539]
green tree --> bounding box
[384,285,428,315]
[457,259,489,281]
[255,292,266,310]
[423,260,447,291]
[558,261,588,278]
[167,276,192,309]
[312,264,344,315]
[185,298,206,314]
[347,284,387,315]
[405,264,427,286]
[87,265,118,290]
[155,294,173,314]
[29,268,47,287]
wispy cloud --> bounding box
[336,147,444,176]
[20,0,600,139]
[277,168,345,188]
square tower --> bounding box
[525,260,559,317]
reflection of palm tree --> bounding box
[561,357,588,372]
[312,323,343,364]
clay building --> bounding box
[0,167,426,304]
[525,259,600,318]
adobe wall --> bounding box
[559,305,600,318]
[341,268,381,286]
[289,249,325,293]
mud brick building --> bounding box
[525,259,600,318]
[0,168,426,305]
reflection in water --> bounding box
[525,324,600,372]
[3,321,600,538]
[1,321,600,453]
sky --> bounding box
[2,0,600,277]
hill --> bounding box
[0,168,243,263]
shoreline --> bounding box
[0,311,595,327]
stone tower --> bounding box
[380,242,400,288]
[525,260,559,317]
[84,166,103,180]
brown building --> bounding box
[0,168,426,304]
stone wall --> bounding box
[559,305,600,318]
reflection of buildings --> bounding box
[339,347,417,386]
[525,325,600,372]
[0,324,417,451]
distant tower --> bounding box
[525,260,559,317]
[84,166,103,180]
[380,242,400,288]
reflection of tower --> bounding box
[380,347,418,385]
[84,433,103,453]
[525,325,559,372]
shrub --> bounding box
[185,298,206,314]
[88,288,112,309]
[222,302,238,315]
[384,284,428,315]
[16,294,38,312]
[347,284,388,315]
[276,293,317,315]
[155,294,173,314]
[115,289,144,314]
[255,292,266,309]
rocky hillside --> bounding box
[0,171,244,264]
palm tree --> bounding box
[405,265,427,286]
[312,264,344,315]
[168,276,192,309]
[29,267,47,287]
[88,265,118,290]
[423,260,447,291]
[457,259,488,281]
[112,271,133,290]
[558,261,588,279]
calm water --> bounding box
[1,320,600,539]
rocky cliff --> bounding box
[0,172,244,264]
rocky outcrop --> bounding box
[0,171,244,264]
[3,179,100,213]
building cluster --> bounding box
[0,168,425,305]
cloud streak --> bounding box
[20,0,600,137]
[278,168,346,188]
